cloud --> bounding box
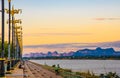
[24,43,83,49]
[24,33,92,36]
[94,18,120,21]
[23,41,120,54]
[23,43,96,54]
[96,41,120,48]
[24,41,120,49]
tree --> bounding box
[0,40,9,58]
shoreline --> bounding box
[29,60,120,78]
[29,59,120,77]
[29,61,94,78]
[27,58,120,60]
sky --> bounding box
[1,0,120,54]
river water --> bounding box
[30,60,120,75]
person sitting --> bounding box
[54,64,60,75]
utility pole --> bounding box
[0,0,5,77]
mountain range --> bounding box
[23,47,120,58]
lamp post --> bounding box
[5,5,22,69]
[7,0,11,72]
[16,27,22,60]
[11,6,14,69]
[11,6,19,68]
[13,19,22,63]
[14,24,22,62]
[0,0,5,77]
[11,18,22,67]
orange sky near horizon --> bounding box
[1,0,120,53]
[23,19,120,45]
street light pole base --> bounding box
[0,60,5,77]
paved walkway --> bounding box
[6,63,24,78]
[5,61,63,78]
[24,61,63,78]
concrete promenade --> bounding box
[6,62,24,78]
[5,61,63,78]
[24,61,63,78]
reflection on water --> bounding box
[30,60,120,75]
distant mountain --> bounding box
[23,47,120,58]
[73,47,116,57]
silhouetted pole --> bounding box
[15,26,22,61]
[7,0,11,72]
[8,0,11,61]
[11,6,15,68]
[17,29,22,60]
[20,28,23,60]
[0,0,5,77]
[1,0,5,59]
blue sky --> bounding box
[14,0,120,9]
[12,0,120,24]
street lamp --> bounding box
[0,0,5,77]
[0,1,22,75]
[7,0,11,72]
[15,25,22,60]
[14,25,22,60]
[10,6,22,68]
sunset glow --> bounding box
[2,0,120,54]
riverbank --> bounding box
[31,61,97,78]
[30,60,120,78]
[23,56,120,60]
[30,60,120,75]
